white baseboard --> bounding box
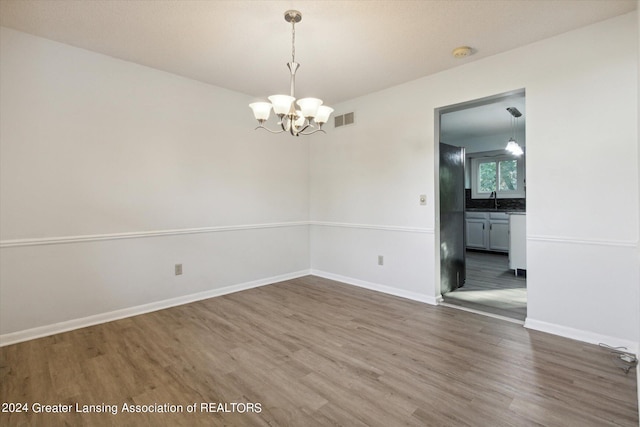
[310,270,440,305]
[524,318,639,355]
[0,270,310,347]
[5,270,636,359]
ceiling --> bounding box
[0,0,635,108]
[0,1,635,142]
[440,93,526,144]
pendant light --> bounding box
[505,107,524,156]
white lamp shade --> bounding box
[505,139,523,156]
[296,97,323,118]
[314,105,334,124]
[268,95,295,115]
[249,102,272,121]
[511,144,524,156]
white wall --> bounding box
[1,12,638,352]
[0,27,311,342]
[636,0,640,412]
[310,12,639,349]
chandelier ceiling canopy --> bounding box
[249,10,333,137]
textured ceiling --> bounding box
[1,0,636,107]
[0,1,636,141]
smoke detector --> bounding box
[452,46,473,59]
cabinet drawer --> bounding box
[465,212,488,219]
[489,212,509,220]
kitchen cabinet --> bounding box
[488,213,509,251]
[466,218,487,249]
[465,212,509,253]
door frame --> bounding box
[434,88,526,300]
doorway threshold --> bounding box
[439,302,525,325]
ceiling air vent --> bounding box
[334,112,355,128]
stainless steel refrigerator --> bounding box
[439,142,466,294]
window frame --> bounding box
[470,151,525,199]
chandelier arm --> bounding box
[279,117,292,132]
[289,124,306,136]
[254,125,286,134]
[298,128,327,136]
[289,118,311,136]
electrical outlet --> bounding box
[378,255,384,266]
[620,354,637,363]
[175,264,183,276]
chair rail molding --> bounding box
[0,221,310,248]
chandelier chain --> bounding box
[291,20,296,63]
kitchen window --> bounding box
[470,153,525,198]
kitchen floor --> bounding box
[442,250,526,321]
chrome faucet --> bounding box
[490,191,498,210]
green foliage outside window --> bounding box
[472,153,524,199]
[478,159,518,193]
[499,160,518,191]
[479,162,496,192]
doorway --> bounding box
[436,90,527,322]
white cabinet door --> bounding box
[489,221,509,252]
[466,219,486,249]
[509,214,527,271]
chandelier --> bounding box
[249,10,333,136]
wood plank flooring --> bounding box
[1,275,637,426]
[443,250,527,321]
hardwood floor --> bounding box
[1,276,637,426]
[443,250,527,321]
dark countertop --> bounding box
[466,208,526,213]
